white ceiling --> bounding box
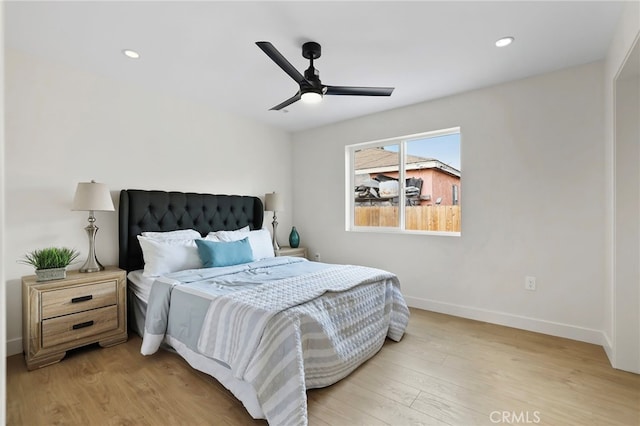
[5,1,625,132]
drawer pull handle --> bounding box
[71,295,93,303]
[72,321,94,330]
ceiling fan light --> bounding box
[301,91,323,104]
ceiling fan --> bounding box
[256,41,394,111]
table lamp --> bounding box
[264,192,284,251]
[72,180,115,272]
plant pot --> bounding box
[35,267,67,282]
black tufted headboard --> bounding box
[118,189,264,272]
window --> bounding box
[346,127,461,235]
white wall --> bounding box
[292,62,607,345]
[4,49,293,355]
[614,64,639,373]
[604,0,640,373]
[1,2,7,421]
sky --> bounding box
[385,133,461,170]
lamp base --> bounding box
[272,213,280,251]
[79,215,104,273]
[79,258,104,273]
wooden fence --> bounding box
[355,205,461,232]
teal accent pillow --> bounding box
[195,237,254,268]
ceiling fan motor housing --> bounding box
[303,41,322,92]
[304,68,321,85]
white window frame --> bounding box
[345,127,461,236]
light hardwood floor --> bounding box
[7,309,639,425]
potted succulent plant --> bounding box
[19,247,80,281]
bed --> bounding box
[118,189,410,426]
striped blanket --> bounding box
[196,264,409,426]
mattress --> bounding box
[127,269,154,303]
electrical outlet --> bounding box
[314,253,321,262]
[525,276,537,291]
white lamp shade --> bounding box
[72,181,115,212]
[264,192,284,212]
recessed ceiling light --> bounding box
[495,37,514,48]
[122,49,140,59]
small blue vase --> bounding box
[289,226,300,248]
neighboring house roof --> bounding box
[355,147,430,169]
[355,147,460,177]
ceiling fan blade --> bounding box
[256,41,308,85]
[270,93,302,111]
[324,86,394,96]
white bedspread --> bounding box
[140,259,410,426]
[196,264,409,426]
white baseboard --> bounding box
[601,331,614,366]
[7,337,22,357]
[405,296,608,347]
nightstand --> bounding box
[275,246,307,259]
[22,266,127,370]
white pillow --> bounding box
[207,226,250,241]
[137,236,202,277]
[208,228,274,260]
[141,229,201,240]
[247,229,275,260]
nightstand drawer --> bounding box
[41,305,119,348]
[41,280,117,319]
